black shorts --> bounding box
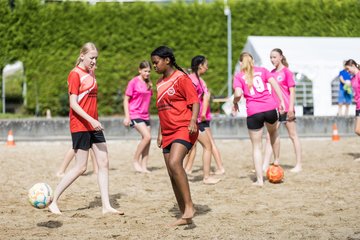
[199,121,210,132]
[247,109,278,130]
[356,110,360,117]
[71,131,106,150]
[163,139,193,154]
[130,118,150,128]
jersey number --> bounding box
[249,76,268,95]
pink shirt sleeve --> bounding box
[125,79,135,97]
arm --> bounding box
[157,124,162,148]
[268,77,285,113]
[287,87,296,120]
[189,102,199,134]
[201,92,211,121]
[339,75,346,85]
[123,95,131,126]
[233,87,243,112]
[69,94,103,131]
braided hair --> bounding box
[151,46,187,75]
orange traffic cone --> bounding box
[332,123,340,142]
[6,130,16,146]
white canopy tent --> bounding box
[230,36,360,116]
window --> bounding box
[294,72,313,115]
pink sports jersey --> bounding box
[351,71,360,110]
[271,67,296,112]
[125,76,153,120]
[189,73,212,122]
[233,66,278,116]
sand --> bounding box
[1,137,360,240]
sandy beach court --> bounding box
[1,137,360,239]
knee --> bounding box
[78,166,87,175]
[355,129,360,136]
[97,157,109,169]
[167,160,181,174]
[143,135,151,143]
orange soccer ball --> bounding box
[266,164,284,183]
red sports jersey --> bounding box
[156,70,199,148]
[68,66,98,133]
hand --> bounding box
[123,118,130,127]
[279,101,286,115]
[232,102,239,114]
[90,119,104,131]
[157,136,162,148]
[201,114,206,122]
[188,119,198,134]
[287,111,295,121]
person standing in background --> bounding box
[263,48,302,173]
[123,61,153,173]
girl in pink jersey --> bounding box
[344,59,360,138]
[183,55,222,184]
[49,42,123,215]
[151,46,199,226]
[184,56,225,178]
[123,61,153,173]
[263,48,302,173]
[233,52,285,186]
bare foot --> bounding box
[214,168,225,175]
[168,218,193,227]
[56,172,64,178]
[203,176,221,185]
[273,160,279,166]
[290,165,302,173]
[133,161,143,172]
[252,181,264,187]
[102,207,124,215]
[141,168,151,173]
[48,202,62,215]
[354,158,360,162]
[185,169,192,175]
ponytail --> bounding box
[239,52,254,89]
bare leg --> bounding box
[56,148,75,177]
[164,143,195,226]
[355,116,360,136]
[248,128,264,186]
[265,121,280,166]
[345,104,350,116]
[92,143,124,215]
[205,128,225,175]
[184,143,197,174]
[133,123,151,172]
[49,149,89,214]
[338,104,343,116]
[285,121,302,172]
[89,149,98,175]
[263,132,273,172]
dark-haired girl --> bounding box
[184,55,224,183]
[345,59,360,139]
[151,46,198,226]
[123,61,153,173]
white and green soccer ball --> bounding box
[28,183,53,209]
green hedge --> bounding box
[1,0,360,116]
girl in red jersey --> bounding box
[151,46,199,226]
[123,61,153,173]
[183,55,224,183]
[233,52,285,186]
[263,48,302,173]
[49,42,123,215]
